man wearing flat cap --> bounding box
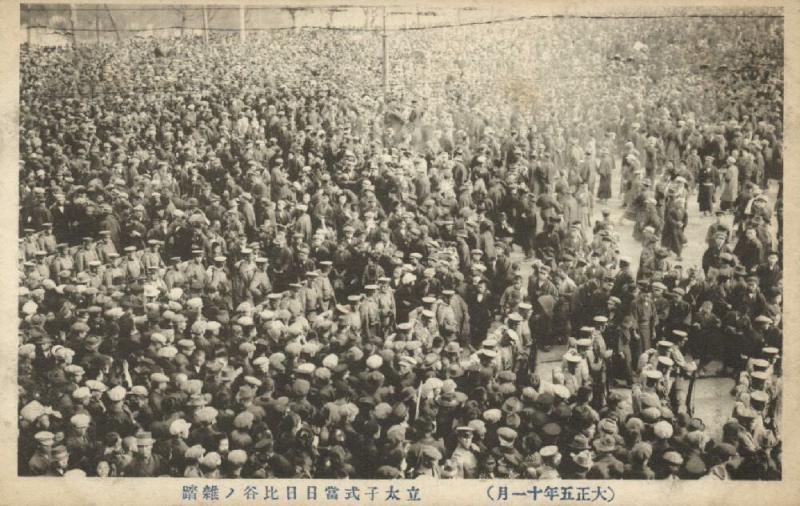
[491,426,523,474]
[101,386,138,438]
[407,417,445,467]
[45,446,71,476]
[65,413,94,471]
[27,431,55,476]
[248,257,272,303]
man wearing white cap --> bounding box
[103,386,138,438]
[207,255,232,304]
[298,271,323,318]
[164,256,187,292]
[420,304,443,344]
[375,276,396,335]
[27,431,55,475]
[165,418,192,472]
[66,413,92,469]
[248,257,272,303]
[184,249,209,295]
[720,156,738,211]
[120,245,143,283]
[435,290,459,340]
[141,239,165,272]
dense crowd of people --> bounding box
[18,15,783,480]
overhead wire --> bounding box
[21,8,783,35]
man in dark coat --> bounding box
[124,432,165,477]
[734,227,764,272]
[661,199,688,259]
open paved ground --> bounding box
[510,163,779,437]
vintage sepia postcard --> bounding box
[0,0,797,505]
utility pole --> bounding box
[202,5,209,45]
[104,4,121,42]
[95,9,99,44]
[240,4,246,43]
[382,6,388,99]
[69,4,78,47]
[24,4,32,45]
[381,6,389,148]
